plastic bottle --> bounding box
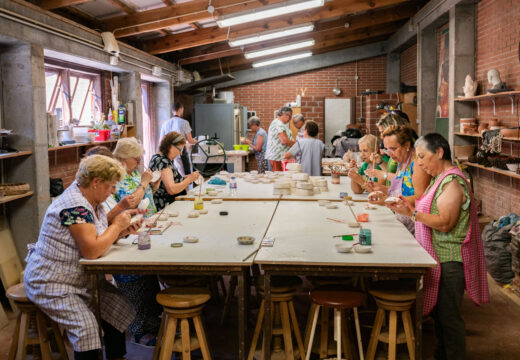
[118,104,126,124]
[107,108,113,122]
[229,176,238,196]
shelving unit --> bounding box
[454,132,520,142]
[0,191,35,205]
[454,90,520,115]
[48,139,118,152]
[0,150,33,160]
[463,161,520,180]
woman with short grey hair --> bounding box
[241,116,269,173]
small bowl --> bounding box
[326,203,339,209]
[211,199,223,204]
[335,243,353,253]
[183,236,199,243]
[207,191,218,196]
[237,236,255,245]
[354,245,372,253]
[168,211,179,217]
[506,163,519,172]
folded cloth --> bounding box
[208,177,226,185]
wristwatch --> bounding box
[411,210,418,222]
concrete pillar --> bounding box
[120,72,143,141]
[449,3,476,148]
[0,44,50,260]
[417,24,437,135]
[153,82,171,144]
[386,52,401,94]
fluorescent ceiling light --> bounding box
[252,51,312,68]
[245,40,315,59]
[217,0,324,28]
[229,23,314,47]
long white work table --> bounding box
[255,201,437,359]
[81,200,278,359]
[178,176,366,202]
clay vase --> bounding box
[489,118,500,127]
[478,122,488,134]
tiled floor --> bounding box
[1,276,520,359]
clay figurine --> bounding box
[463,75,478,98]
[487,69,509,93]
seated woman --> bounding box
[149,131,200,211]
[369,126,431,233]
[24,155,142,360]
[241,116,268,173]
[347,134,386,194]
[387,133,489,360]
[112,138,164,346]
[113,137,159,218]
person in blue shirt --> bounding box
[241,116,269,173]
[159,102,197,176]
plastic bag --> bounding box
[482,222,514,284]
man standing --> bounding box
[265,106,295,171]
[160,102,197,176]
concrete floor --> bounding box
[1,276,519,359]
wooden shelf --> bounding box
[454,90,520,101]
[463,161,520,179]
[0,191,34,204]
[48,140,118,152]
[0,150,33,160]
[454,131,520,142]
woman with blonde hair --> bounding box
[348,134,386,194]
[24,155,142,359]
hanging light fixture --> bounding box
[217,0,324,28]
[245,39,315,59]
[252,51,312,68]
[229,23,314,47]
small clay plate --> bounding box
[183,236,199,243]
[354,245,372,253]
[237,236,255,245]
[335,243,353,253]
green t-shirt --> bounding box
[358,162,382,182]
[383,155,398,173]
[431,174,470,263]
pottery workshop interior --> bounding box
[2,0,520,359]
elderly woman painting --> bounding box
[24,155,142,360]
[113,137,159,218]
[388,133,489,359]
[149,131,200,211]
[241,116,268,173]
[348,134,385,194]
[369,126,431,233]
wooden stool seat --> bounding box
[369,289,416,302]
[154,287,212,360]
[156,287,211,309]
[305,288,365,360]
[310,289,366,309]
[159,275,207,288]
[256,275,302,293]
[7,283,69,360]
[366,289,416,360]
[6,283,31,303]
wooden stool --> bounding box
[365,289,416,360]
[305,288,365,360]
[248,276,305,360]
[153,287,212,360]
[7,283,69,360]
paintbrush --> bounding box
[333,234,358,237]
[344,196,363,228]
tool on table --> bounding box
[333,234,358,237]
[242,202,279,262]
[194,176,204,210]
[344,196,363,228]
[326,217,346,224]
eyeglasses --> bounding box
[133,157,142,164]
[385,145,402,154]
[174,145,184,153]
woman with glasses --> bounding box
[369,126,431,233]
[112,137,164,347]
[113,137,159,217]
[149,131,200,211]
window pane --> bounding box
[45,72,58,111]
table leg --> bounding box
[415,276,424,360]
[238,270,247,360]
[262,273,272,360]
[92,274,103,360]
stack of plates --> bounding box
[286,163,302,172]
[273,180,291,195]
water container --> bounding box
[229,176,238,196]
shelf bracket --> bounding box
[476,100,480,116]
[491,98,496,116]
[509,95,515,115]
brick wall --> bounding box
[365,93,398,134]
[400,43,417,86]
[471,0,520,219]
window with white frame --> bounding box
[45,62,103,127]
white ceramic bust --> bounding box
[487,69,506,90]
[463,75,478,97]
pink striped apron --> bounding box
[415,167,489,316]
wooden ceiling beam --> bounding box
[36,0,92,10]
[145,0,413,54]
[107,0,287,38]
[162,0,174,5]
[106,0,136,14]
[177,3,414,62]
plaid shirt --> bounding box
[415,167,489,316]
[24,182,135,352]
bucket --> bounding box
[88,129,111,141]
[282,159,295,171]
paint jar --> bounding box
[194,196,204,210]
[331,172,340,184]
[137,231,151,250]
[359,229,372,245]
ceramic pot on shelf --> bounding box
[478,122,489,135]
[489,118,500,127]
